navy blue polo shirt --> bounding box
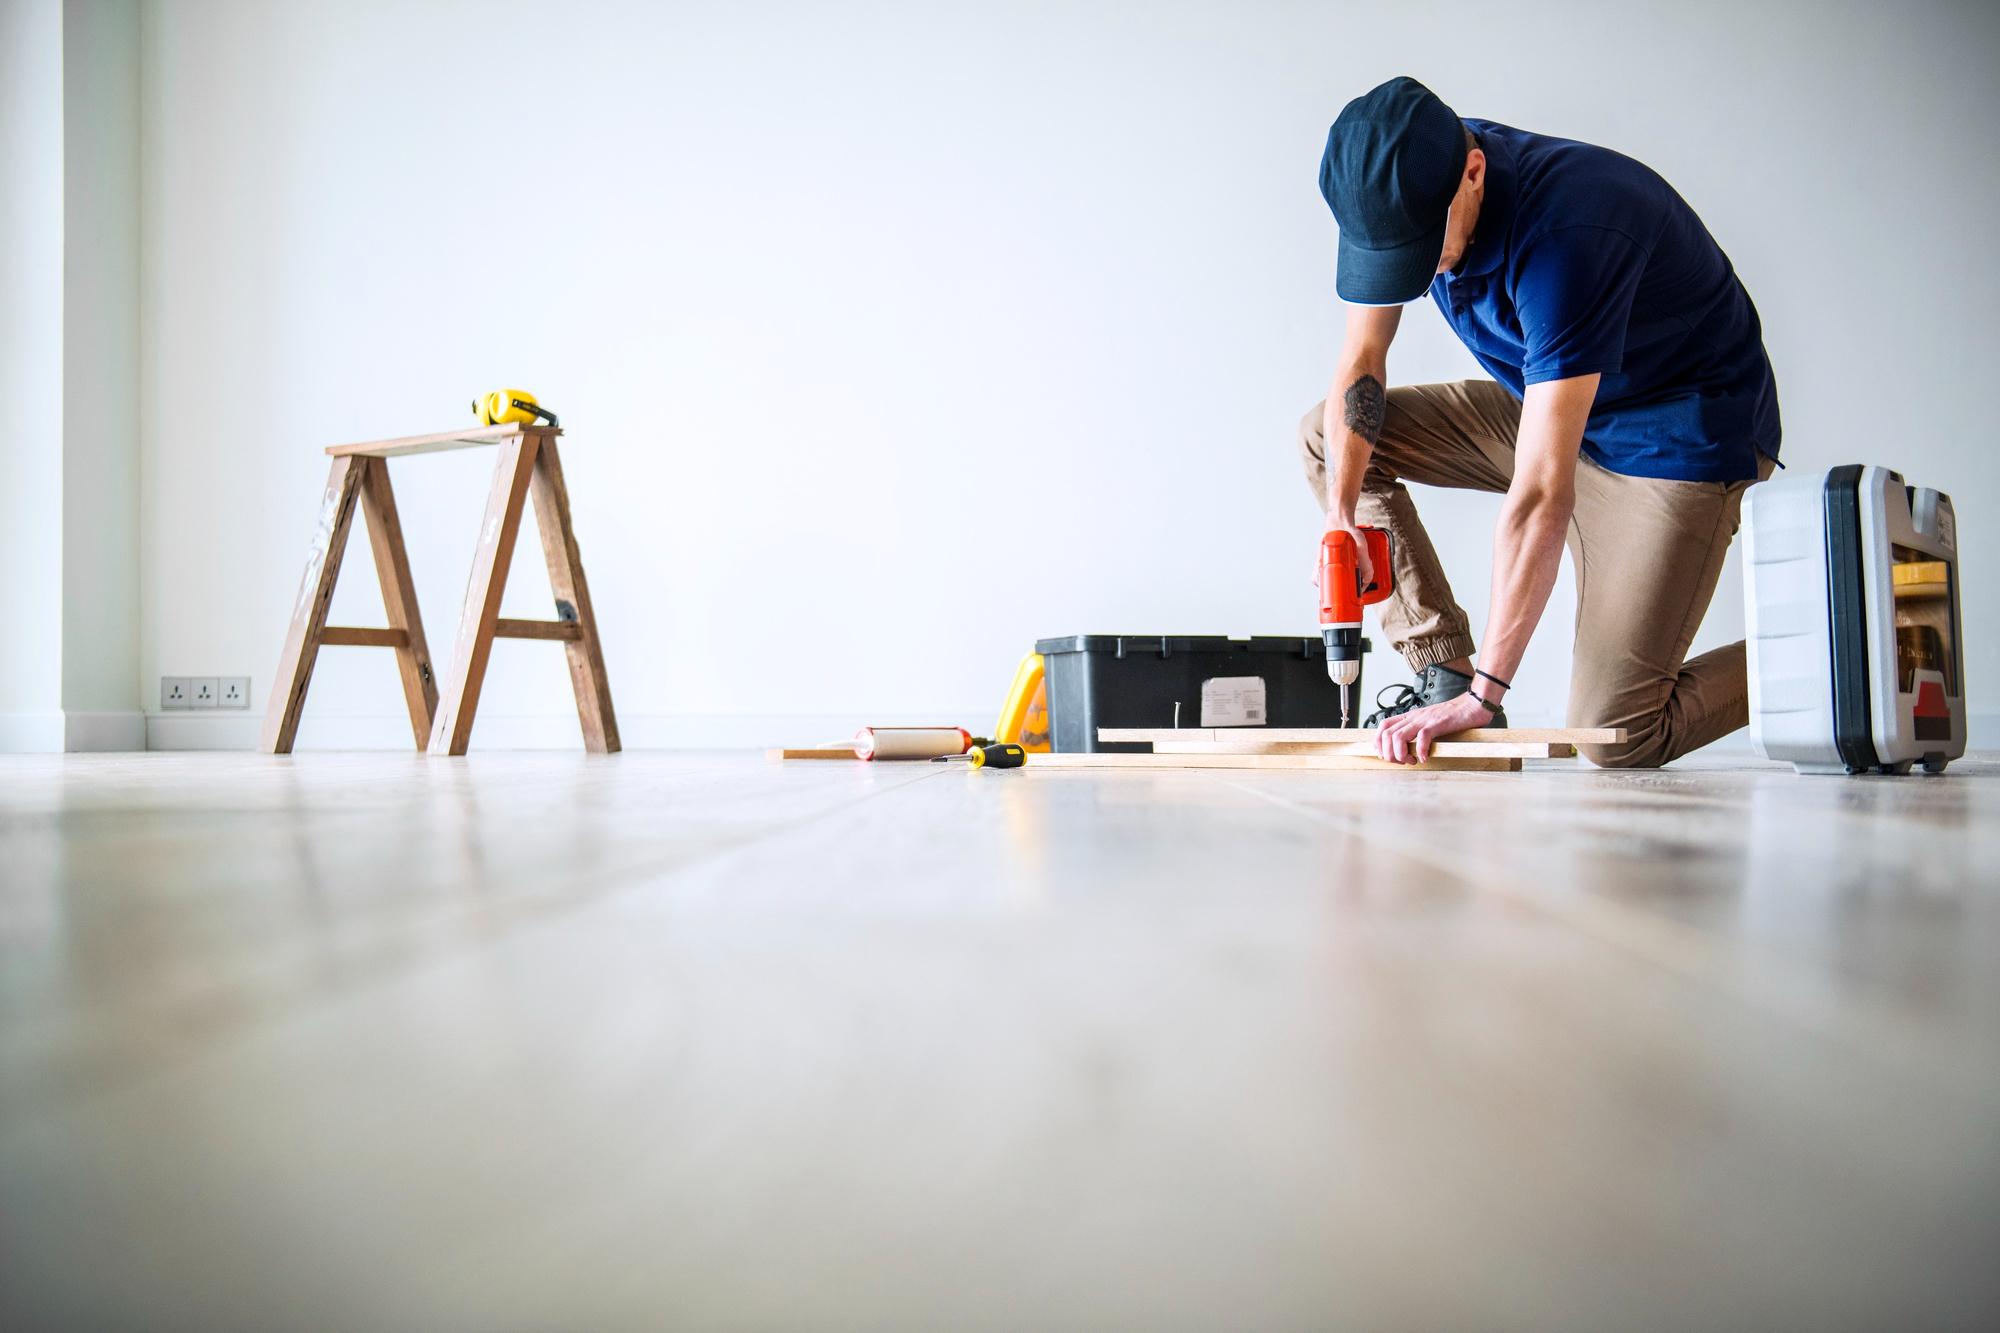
[1434,120,1781,482]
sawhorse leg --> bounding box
[261,457,364,754]
[528,438,621,753]
[428,433,543,755]
[359,459,439,746]
[261,456,437,753]
[426,432,622,755]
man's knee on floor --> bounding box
[1578,732,1671,770]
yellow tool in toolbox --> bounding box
[993,651,1051,752]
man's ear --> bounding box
[1463,147,1486,190]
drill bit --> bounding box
[1340,684,1351,728]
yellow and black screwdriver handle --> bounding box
[930,742,1027,770]
[473,389,559,429]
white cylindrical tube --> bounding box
[853,727,971,761]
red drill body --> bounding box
[1318,526,1394,725]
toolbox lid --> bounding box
[1034,635,1364,659]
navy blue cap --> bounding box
[1319,77,1468,305]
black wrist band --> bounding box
[1470,692,1502,715]
[1475,668,1512,692]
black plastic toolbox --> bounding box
[1034,635,1367,753]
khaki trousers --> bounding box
[1298,379,1775,768]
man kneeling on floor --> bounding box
[1302,77,1781,768]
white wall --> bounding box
[0,0,67,751]
[0,0,144,753]
[62,0,143,747]
[135,0,2000,747]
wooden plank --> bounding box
[527,438,621,754]
[318,626,409,648]
[1098,726,1626,745]
[428,433,542,755]
[1149,740,1571,759]
[767,748,863,761]
[260,456,365,754]
[493,618,583,641]
[1027,753,1521,773]
[357,458,438,748]
[325,423,561,460]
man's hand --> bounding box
[1324,518,1376,592]
[1375,692,1492,764]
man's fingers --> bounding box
[1377,708,1455,765]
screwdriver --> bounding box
[929,742,1026,770]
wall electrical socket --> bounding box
[161,676,253,711]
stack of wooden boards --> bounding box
[1021,727,1629,773]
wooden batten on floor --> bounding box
[1026,753,1522,773]
[1147,740,1574,759]
[1098,726,1626,745]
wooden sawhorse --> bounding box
[260,423,620,755]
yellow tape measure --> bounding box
[473,389,558,428]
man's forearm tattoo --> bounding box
[1342,374,1387,445]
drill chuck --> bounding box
[1322,625,1362,685]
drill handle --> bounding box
[1357,526,1393,603]
[1318,524,1396,625]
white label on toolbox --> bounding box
[1200,676,1267,727]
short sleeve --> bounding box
[1513,226,1649,385]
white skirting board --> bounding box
[0,711,148,753]
[0,712,66,753]
[66,711,148,752]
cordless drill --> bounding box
[1318,526,1394,726]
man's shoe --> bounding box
[1363,663,1507,727]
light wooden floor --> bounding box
[2,751,1996,1331]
